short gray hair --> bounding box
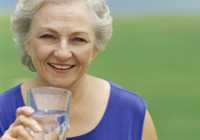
[11,0,113,71]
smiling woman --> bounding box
[0,0,157,140]
[24,1,97,88]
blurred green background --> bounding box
[1,13,200,140]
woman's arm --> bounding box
[142,110,158,140]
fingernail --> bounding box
[25,128,35,136]
[29,108,35,113]
[30,130,35,136]
[25,106,34,113]
[34,125,42,132]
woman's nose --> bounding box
[53,40,73,61]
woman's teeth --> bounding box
[48,63,74,71]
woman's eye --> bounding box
[40,34,56,39]
[72,37,87,43]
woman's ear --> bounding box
[87,48,97,65]
[24,39,31,55]
[92,47,98,59]
[90,47,98,62]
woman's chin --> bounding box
[42,77,76,89]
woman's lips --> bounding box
[47,63,75,71]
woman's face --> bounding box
[26,1,97,88]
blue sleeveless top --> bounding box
[0,82,147,140]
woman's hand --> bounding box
[0,106,42,140]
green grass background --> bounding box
[1,15,200,139]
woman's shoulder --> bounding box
[0,84,23,115]
[0,85,22,135]
[0,85,21,97]
[0,85,21,105]
[109,81,147,113]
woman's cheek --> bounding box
[34,45,55,60]
[76,47,94,64]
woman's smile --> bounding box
[47,62,76,73]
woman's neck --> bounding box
[26,74,95,105]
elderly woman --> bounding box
[0,0,157,140]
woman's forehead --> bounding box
[34,0,91,19]
[33,1,93,24]
[30,1,95,32]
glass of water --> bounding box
[26,87,72,140]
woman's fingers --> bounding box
[13,115,42,132]
[16,106,34,117]
[15,106,42,132]
[1,134,18,140]
[1,106,42,140]
[9,125,33,140]
[2,125,31,140]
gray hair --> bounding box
[11,0,113,71]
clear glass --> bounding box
[26,87,72,140]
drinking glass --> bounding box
[26,86,72,140]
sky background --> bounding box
[1,0,200,14]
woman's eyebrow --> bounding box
[38,26,59,34]
[38,26,91,36]
[71,32,89,36]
